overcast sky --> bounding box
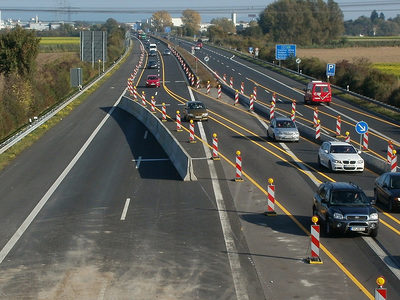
[1,0,399,22]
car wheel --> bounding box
[369,228,378,238]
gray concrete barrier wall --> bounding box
[118,96,197,181]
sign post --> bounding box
[326,63,336,82]
[296,58,301,73]
[355,121,368,151]
[275,44,296,68]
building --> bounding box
[231,12,237,26]
[171,17,183,27]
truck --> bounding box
[304,80,332,105]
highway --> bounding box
[0,35,398,299]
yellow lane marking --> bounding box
[380,219,400,234]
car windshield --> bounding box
[188,102,205,109]
[148,76,158,80]
[330,190,370,205]
[390,176,400,188]
[276,120,295,128]
[330,145,357,153]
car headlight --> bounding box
[394,197,400,201]
[188,114,194,117]
[333,160,341,163]
[369,213,379,220]
[202,113,208,117]
[357,160,364,164]
[333,212,344,220]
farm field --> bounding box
[39,37,80,45]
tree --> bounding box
[0,26,40,77]
[210,18,236,34]
[182,9,201,36]
[370,10,379,24]
[152,10,173,32]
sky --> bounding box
[0,0,399,23]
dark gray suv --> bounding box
[313,182,379,237]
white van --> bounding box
[149,43,157,52]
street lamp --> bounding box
[98,59,101,77]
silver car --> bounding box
[267,117,299,142]
[318,141,364,172]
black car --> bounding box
[149,50,157,57]
[147,60,158,69]
[313,182,379,237]
[374,172,400,211]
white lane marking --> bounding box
[144,130,148,139]
[362,237,400,280]
[187,86,249,300]
[264,90,270,94]
[0,88,128,264]
[230,55,235,59]
[136,156,142,169]
[120,198,131,221]
[238,73,242,75]
[191,157,210,160]
[278,98,283,103]
[175,80,185,83]
[232,69,235,72]
[132,158,169,162]
[155,91,158,96]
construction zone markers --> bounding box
[253,86,257,100]
[313,108,318,127]
[133,86,138,101]
[272,92,276,106]
[230,77,234,88]
[141,91,146,107]
[335,115,341,136]
[388,140,393,163]
[189,120,196,143]
[374,277,387,300]
[196,78,200,89]
[269,102,275,120]
[249,95,254,111]
[176,111,182,132]
[161,103,167,122]
[391,150,397,172]
[315,120,321,140]
[345,131,350,143]
[265,178,276,216]
[212,133,220,160]
[217,84,222,99]
[151,96,156,113]
[207,81,211,94]
[235,150,243,182]
[307,216,323,264]
[241,82,244,94]
[234,90,239,105]
[363,132,369,150]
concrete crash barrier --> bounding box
[118,96,197,181]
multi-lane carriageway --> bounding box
[0,36,398,299]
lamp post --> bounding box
[98,59,101,77]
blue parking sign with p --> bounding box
[326,63,336,77]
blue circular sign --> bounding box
[355,121,368,134]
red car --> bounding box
[146,75,160,87]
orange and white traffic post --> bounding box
[223,73,227,82]
[345,131,350,143]
[291,100,296,121]
[374,276,387,300]
[230,77,234,88]
[315,120,321,140]
[269,102,275,120]
[150,96,156,113]
[212,133,220,160]
[196,78,200,89]
[161,103,167,122]
[234,90,239,105]
[141,91,146,107]
[363,132,369,150]
[313,108,319,127]
[265,178,277,216]
[206,81,211,94]
[235,150,243,182]
[249,95,254,111]
[307,216,323,264]
[176,110,182,132]
[387,140,393,163]
[391,150,397,172]
[240,81,244,94]
[133,86,138,101]
[253,86,257,100]
[189,120,196,143]
[335,115,341,136]
[272,92,276,106]
[217,84,222,99]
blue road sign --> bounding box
[355,121,368,134]
[275,44,296,60]
[165,26,171,33]
[248,47,254,54]
[326,63,336,77]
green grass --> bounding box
[40,37,80,45]
[372,63,400,77]
[345,36,400,41]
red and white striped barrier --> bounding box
[315,120,321,139]
[335,115,341,136]
[223,74,227,82]
[345,131,350,143]
[313,108,319,127]
[249,95,254,111]
[272,92,276,106]
[374,277,387,300]
[240,82,244,95]
[265,178,276,216]
[387,140,393,163]
[235,150,243,181]
[133,86,138,101]
[151,96,156,113]
[189,120,196,143]
[141,91,146,107]
[176,111,182,132]
[234,90,239,105]
[207,81,211,94]
[391,150,397,172]
[217,85,222,99]
[363,132,369,150]
[291,101,296,122]
[161,103,167,122]
[253,86,257,100]
[270,102,275,120]
[307,216,322,264]
[196,78,200,89]
[212,133,220,160]
[191,74,195,86]
[230,77,233,88]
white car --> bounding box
[318,141,364,172]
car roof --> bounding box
[147,75,158,78]
[325,141,352,146]
[324,182,361,191]
[274,116,293,122]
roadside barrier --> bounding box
[315,120,321,139]
[230,77,233,88]
[176,111,182,131]
[265,178,276,216]
[151,96,156,113]
[241,82,244,94]
[162,103,167,122]
[374,276,387,300]
[133,86,138,101]
[141,91,146,107]
[307,216,323,264]
[207,81,211,94]
[253,86,257,100]
[313,108,319,127]
[291,109,295,122]
[223,73,227,82]
[345,131,350,143]
[189,120,196,143]
[235,150,243,182]
[272,92,276,106]
[270,102,275,120]
[249,95,254,111]
[212,133,220,160]
[196,78,200,89]
[335,115,341,136]
[191,74,195,86]
[391,150,397,172]
[234,90,239,105]
[217,84,222,99]
[387,140,393,163]
[363,132,369,150]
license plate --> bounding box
[350,227,365,232]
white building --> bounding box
[171,17,182,27]
[231,12,237,26]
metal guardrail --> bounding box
[0,41,131,155]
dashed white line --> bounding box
[120,198,131,221]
